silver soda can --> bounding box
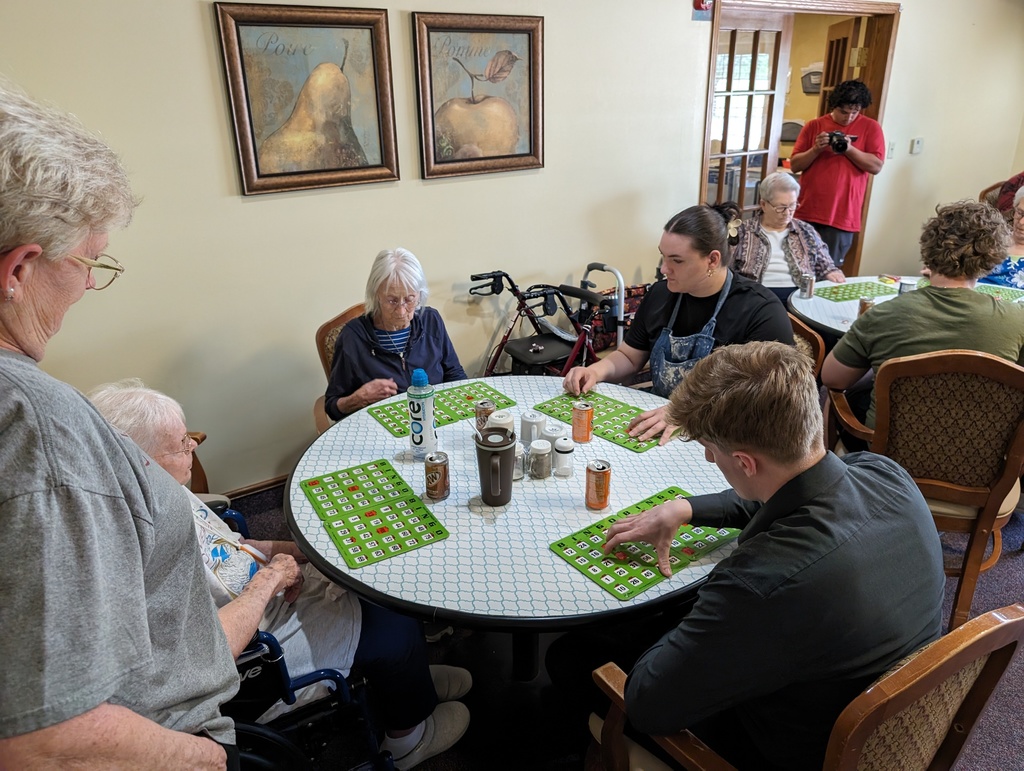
[798,274,815,299]
[425,452,450,501]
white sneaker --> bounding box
[390,702,470,770]
[429,664,473,702]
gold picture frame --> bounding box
[216,3,399,195]
[413,12,543,179]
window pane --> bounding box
[715,31,732,92]
[754,32,777,90]
[725,95,750,153]
[749,94,770,150]
[731,31,754,89]
[710,95,728,154]
[744,156,767,209]
[706,159,725,205]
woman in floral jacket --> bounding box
[734,171,845,302]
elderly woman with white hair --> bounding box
[979,186,1024,289]
[733,171,846,302]
[324,248,466,422]
[90,379,472,769]
[0,78,238,767]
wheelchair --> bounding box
[214,509,393,770]
[224,629,394,770]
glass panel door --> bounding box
[705,13,792,218]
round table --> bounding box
[788,275,903,337]
[288,376,732,675]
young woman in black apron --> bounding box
[564,203,793,444]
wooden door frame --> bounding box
[703,0,901,276]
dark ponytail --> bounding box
[663,201,741,268]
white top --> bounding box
[761,228,795,287]
[288,376,733,625]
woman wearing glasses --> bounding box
[324,248,466,422]
[978,186,1024,289]
[733,171,846,303]
[0,80,242,766]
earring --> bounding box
[706,268,714,279]
[3,287,12,301]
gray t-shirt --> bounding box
[0,349,238,743]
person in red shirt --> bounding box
[790,80,885,268]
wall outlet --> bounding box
[910,137,924,155]
[887,141,895,159]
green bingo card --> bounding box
[975,284,1024,302]
[550,487,740,599]
[814,281,898,302]
[367,382,516,438]
[533,391,659,453]
[300,459,449,569]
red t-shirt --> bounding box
[793,113,885,232]
[996,171,1024,213]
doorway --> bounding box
[702,1,901,277]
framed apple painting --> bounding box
[216,4,399,195]
[413,13,543,179]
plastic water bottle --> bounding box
[407,368,437,460]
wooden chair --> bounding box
[826,350,1024,630]
[789,311,825,378]
[589,603,1024,771]
[978,181,1002,209]
[188,430,210,493]
[313,302,365,435]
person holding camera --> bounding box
[789,80,885,268]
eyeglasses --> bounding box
[384,294,419,308]
[1013,209,1024,222]
[157,432,196,458]
[70,253,124,290]
[765,202,798,215]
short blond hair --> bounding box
[666,341,821,463]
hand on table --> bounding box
[825,270,846,283]
[263,553,304,603]
[604,499,693,577]
[562,366,598,396]
[627,405,678,445]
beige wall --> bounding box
[1,0,1023,490]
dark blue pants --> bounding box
[352,599,438,731]
[809,222,855,268]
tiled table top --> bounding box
[288,376,732,629]
[788,276,900,336]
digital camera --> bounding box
[828,131,858,153]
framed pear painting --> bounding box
[413,13,543,179]
[216,3,399,195]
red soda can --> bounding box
[475,399,496,433]
[572,400,594,443]
[586,459,611,510]
[425,452,450,501]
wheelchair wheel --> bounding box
[235,722,312,770]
